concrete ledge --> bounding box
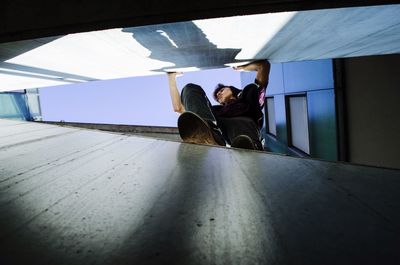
[39,121,179,134]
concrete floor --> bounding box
[1,119,400,265]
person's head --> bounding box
[213,84,241,105]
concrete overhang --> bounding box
[1,4,399,92]
[1,0,398,43]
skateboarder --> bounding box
[167,60,270,150]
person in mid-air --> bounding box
[167,60,270,150]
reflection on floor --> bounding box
[1,119,399,265]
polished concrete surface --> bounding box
[1,119,400,264]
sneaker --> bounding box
[178,112,225,146]
[231,135,256,150]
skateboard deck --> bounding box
[231,135,256,150]
[178,112,223,146]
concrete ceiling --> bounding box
[1,4,399,92]
[1,0,397,43]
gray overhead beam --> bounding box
[1,0,398,43]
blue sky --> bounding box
[39,68,242,127]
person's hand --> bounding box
[232,63,251,71]
[233,60,269,72]
[167,72,183,78]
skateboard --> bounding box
[231,135,256,150]
[177,112,225,146]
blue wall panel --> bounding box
[273,94,288,145]
[266,63,284,96]
[264,94,289,154]
[283,59,334,93]
[307,89,338,161]
[261,59,338,160]
[241,63,284,96]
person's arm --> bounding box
[234,60,271,88]
[167,72,185,113]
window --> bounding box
[25,88,42,121]
[288,95,310,154]
[266,97,276,136]
[0,92,30,120]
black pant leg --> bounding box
[181,83,217,123]
[217,116,262,148]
